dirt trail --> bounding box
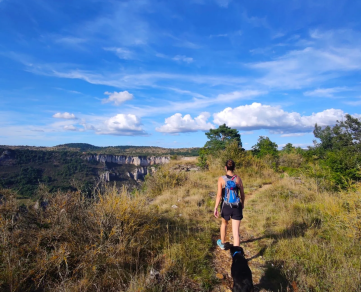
[211,184,273,292]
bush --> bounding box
[279,153,304,168]
[144,167,188,197]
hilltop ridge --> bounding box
[1,143,200,157]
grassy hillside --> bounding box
[1,136,361,291]
[0,151,278,291]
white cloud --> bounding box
[280,133,306,137]
[64,125,78,131]
[53,112,77,119]
[102,91,134,106]
[213,102,346,134]
[344,98,361,106]
[250,30,361,89]
[304,87,349,97]
[104,47,134,59]
[156,112,215,133]
[97,114,146,136]
[126,89,265,117]
[172,55,194,63]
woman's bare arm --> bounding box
[214,177,223,218]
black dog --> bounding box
[230,246,254,292]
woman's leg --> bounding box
[231,219,241,246]
[220,218,228,243]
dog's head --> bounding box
[230,245,245,258]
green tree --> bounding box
[204,124,242,152]
[197,124,242,169]
[251,136,278,158]
[282,143,295,154]
[312,114,361,188]
[313,114,361,153]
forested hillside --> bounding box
[0,145,199,199]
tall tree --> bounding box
[282,143,295,154]
[312,114,361,188]
[314,114,361,152]
[204,124,242,151]
[251,136,278,158]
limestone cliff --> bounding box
[100,166,156,182]
[83,154,170,166]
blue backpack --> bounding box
[223,175,240,208]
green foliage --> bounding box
[199,124,242,169]
[170,154,178,160]
[197,148,209,169]
[56,144,200,156]
[312,114,361,188]
[314,114,361,152]
[282,143,295,154]
[252,136,279,158]
[218,140,247,168]
[204,124,242,152]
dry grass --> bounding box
[7,152,348,291]
[246,176,361,292]
[0,159,222,291]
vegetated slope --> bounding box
[55,143,200,156]
[0,144,199,199]
[0,159,216,291]
[0,148,146,199]
[0,153,279,292]
[2,137,360,291]
[246,176,361,292]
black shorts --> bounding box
[221,203,243,221]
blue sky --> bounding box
[1,0,361,149]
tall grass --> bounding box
[247,177,361,291]
[0,160,220,291]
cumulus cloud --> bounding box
[304,87,349,97]
[64,125,78,131]
[173,55,194,63]
[53,112,77,119]
[96,114,146,136]
[156,112,215,133]
[102,91,134,106]
[213,102,346,134]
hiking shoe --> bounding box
[217,239,225,250]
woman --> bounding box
[214,159,245,249]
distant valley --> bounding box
[0,143,199,199]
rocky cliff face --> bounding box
[100,166,156,182]
[83,155,170,166]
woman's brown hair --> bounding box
[225,159,235,171]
